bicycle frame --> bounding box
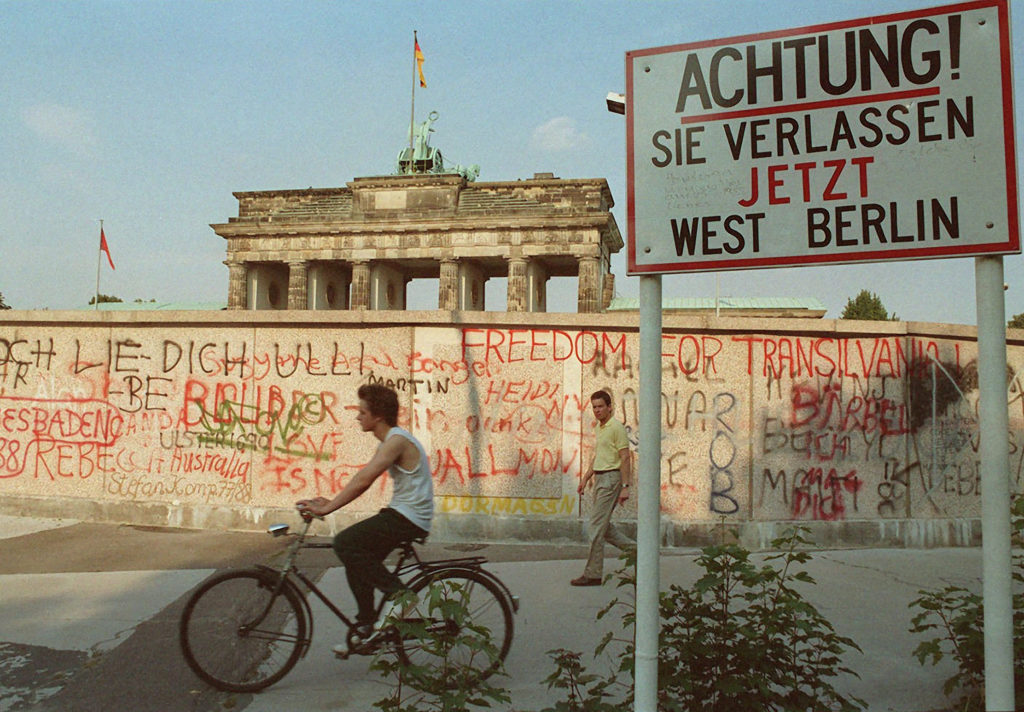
[179,515,519,693]
[255,517,519,663]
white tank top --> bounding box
[384,426,434,532]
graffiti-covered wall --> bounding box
[1,310,1020,547]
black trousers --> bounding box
[332,507,427,625]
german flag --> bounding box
[415,37,426,88]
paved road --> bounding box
[0,515,971,711]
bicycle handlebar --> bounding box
[295,504,324,524]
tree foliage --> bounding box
[88,293,123,305]
[909,496,1024,710]
[840,290,896,321]
[0,292,10,310]
[1008,312,1024,330]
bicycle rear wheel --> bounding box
[396,567,514,685]
[179,569,307,692]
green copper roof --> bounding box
[87,301,227,311]
[606,296,827,313]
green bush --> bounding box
[538,527,866,712]
[537,648,623,712]
[909,497,1024,710]
[370,583,510,712]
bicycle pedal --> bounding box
[347,641,379,657]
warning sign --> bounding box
[626,0,1019,274]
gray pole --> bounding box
[94,219,103,311]
[974,255,1015,711]
[409,31,417,174]
[635,274,661,711]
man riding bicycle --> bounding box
[297,384,433,655]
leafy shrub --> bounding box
[656,527,865,711]
[538,648,623,712]
[539,527,866,712]
[909,496,1024,710]
[370,583,510,712]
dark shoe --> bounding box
[571,575,602,587]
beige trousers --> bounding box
[583,469,635,578]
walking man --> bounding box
[572,389,634,586]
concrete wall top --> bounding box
[0,308,994,343]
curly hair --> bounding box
[357,384,400,427]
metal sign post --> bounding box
[975,255,1014,711]
[635,275,661,712]
[624,2,1018,709]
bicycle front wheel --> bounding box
[397,567,514,685]
[179,569,308,692]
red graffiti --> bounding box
[734,336,955,380]
[433,445,577,485]
[790,383,910,436]
[461,328,627,371]
[660,334,723,376]
[792,467,863,521]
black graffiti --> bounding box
[708,393,739,515]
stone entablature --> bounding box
[211,173,622,313]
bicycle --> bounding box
[178,510,519,693]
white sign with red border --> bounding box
[626,0,1019,275]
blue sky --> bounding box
[2,0,1021,324]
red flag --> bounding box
[415,37,426,88]
[100,227,115,270]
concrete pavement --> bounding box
[0,515,973,711]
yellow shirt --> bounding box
[592,417,629,472]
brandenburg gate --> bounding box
[211,114,622,313]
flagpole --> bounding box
[409,30,417,174]
[95,219,103,310]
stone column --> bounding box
[527,260,548,312]
[350,261,371,311]
[287,260,309,310]
[438,259,459,310]
[602,271,616,310]
[459,261,486,311]
[577,256,601,313]
[506,257,528,312]
[225,259,247,310]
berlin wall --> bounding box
[1,309,1021,548]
